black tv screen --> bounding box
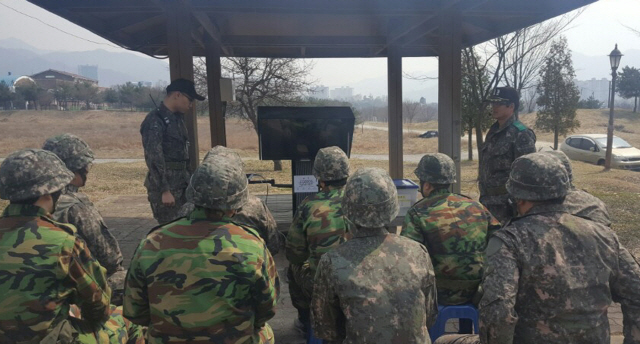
[258,106,355,161]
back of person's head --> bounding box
[506,152,570,202]
[42,133,94,172]
[0,149,74,203]
[414,153,456,187]
[186,156,248,211]
[343,168,399,228]
[313,146,350,183]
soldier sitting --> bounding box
[286,146,351,332]
[43,133,127,304]
[179,145,282,255]
[124,155,279,343]
[435,153,640,344]
[543,150,611,226]
[402,153,500,306]
[0,149,111,343]
[312,167,438,343]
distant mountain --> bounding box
[573,49,640,80]
[0,39,169,87]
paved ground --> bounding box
[98,194,625,343]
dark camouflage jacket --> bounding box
[402,189,500,305]
[286,186,349,273]
[123,207,279,344]
[140,102,191,193]
[479,203,640,344]
[564,188,611,226]
[0,204,111,343]
[479,116,536,204]
[312,228,438,344]
[53,185,124,276]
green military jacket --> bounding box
[286,186,349,273]
[0,204,111,343]
[123,207,279,344]
[402,189,500,305]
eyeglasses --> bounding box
[181,92,194,103]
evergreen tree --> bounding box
[535,36,580,149]
[616,66,640,113]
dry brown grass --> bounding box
[519,108,640,148]
[1,110,639,254]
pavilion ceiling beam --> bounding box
[106,14,165,36]
[192,12,230,56]
[189,0,440,15]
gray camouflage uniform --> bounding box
[43,134,125,277]
[479,115,536,223]
[312,168,438,344]
[544,150,611,226]
[436,153,640,344]
[141,102,191,224]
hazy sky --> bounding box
[1,0,638,90]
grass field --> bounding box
[1,109,639,255]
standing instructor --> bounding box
[141,78,205,224]
[479,86,536,224]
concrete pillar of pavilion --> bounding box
[437,9,462,193]
[166,0,199,170]
[388,46,403,179]
[205,36,226,147]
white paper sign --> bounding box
[294,175,318,193]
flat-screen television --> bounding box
[258,106,355,161]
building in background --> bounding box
[30,69,98,90]
[330,86,354,100]
[310,85,330,99]
[576,78,610,105]
[78,65,99,81]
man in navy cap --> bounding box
[478,86,536,224]
[140,78,205,224]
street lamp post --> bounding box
[604,44,622,171]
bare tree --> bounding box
[195,57,314,171]
[403,100,421,126]
[494,11,582,118]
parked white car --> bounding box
[559,134,640,171]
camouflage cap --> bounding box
[343,167,399,228]
[543,150,573,184]
[313,146,350,182]
[414,153,457,184]
[42,133,95,171]
[186,157,248,210]
[0,149,74,201]
[202,145,244,167]
[506,152,570,201]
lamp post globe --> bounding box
[604,44,622,171]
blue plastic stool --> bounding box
[306,324,324,344]
[429,304,479,342]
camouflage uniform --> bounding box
[43,134,125,278]
[179,195,281,255]
[69,305,146,344]
[543,150,611,226]
[312,168,438,343]
[286,146,350,316]
[124,157,279,344]
[403,153,500,305]
[403,189,499,305]
[437,153,640,344]
[141,102,191,224]
[479,115,536,223]
[0,149,111,344]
